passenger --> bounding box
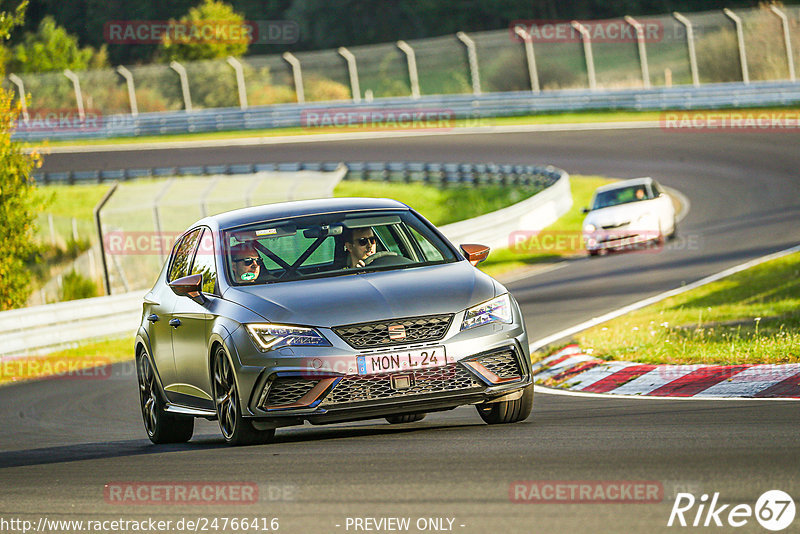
[230,243,262,283]
[343,227,377,268]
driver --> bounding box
[344,227,377,268]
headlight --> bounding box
[246,324,331,351]
[461,294,513,331]
[583,223,596,233]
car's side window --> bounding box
[169,228,202,282]
[190,229,218,294]
[408,226,445,262]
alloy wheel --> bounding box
[214,350,237,440]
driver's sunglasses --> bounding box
[357,236,377,246]
[233,257,259,266]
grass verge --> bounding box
[574,251,800,365]
[478,175,615,278]
[0,336,134,386]
[334,181,538,226]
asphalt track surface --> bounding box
[3,129,799,533]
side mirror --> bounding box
[582,207,591,214]
[460,244,490,266]
[169,273,205,303]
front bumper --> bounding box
[250,343,529,427]
[226,312,530,426]
[584,228,661,251]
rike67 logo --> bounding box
[668,490,795,531]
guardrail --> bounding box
[16,80,800,143]
[3,163,569,357]
[440,170,571,251]
[0,291,144,358]
[34,160,563,187]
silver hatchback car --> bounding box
[135,198,532,445]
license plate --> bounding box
[357,346,446,376]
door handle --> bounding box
[147,314,159,323]
[169,318,182,328]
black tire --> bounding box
[385,413,426,424]
[588,249,600,257]
[476,384,534,425]
[212,346,275,446]
[668,222,678,241]
[136,350,194,444]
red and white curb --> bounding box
[533,345,800,399]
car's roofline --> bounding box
[189,197,411,231]
[594,177,654,194]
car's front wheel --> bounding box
[137,349,194,444]
[212,346,275,446]
[476,384,533,424]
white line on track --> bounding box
[35,121,664,154]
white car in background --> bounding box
[582,177,676,256]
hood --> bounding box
[222,261,499,327]
[583,201,655,229]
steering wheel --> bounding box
[361,251,406,267]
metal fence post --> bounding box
[337,47,361,103]
[7,73,29,124]
[396,40,421,99]
[282,52,305,104]
[456,32,481,96]
[226,56,249,110]
[93,181,119,296]
[169,60,193,111]
[513,27,540,93]
[116,66,139,117]
[723,8,749,84]
[769,5,796,82]
[570,21,597,90]
[673,12,700,87]
[625,16,651,89]
[63,69,85,120]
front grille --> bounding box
[333,314,454,349]
[475,350,522,379]
[602,221,630,230]
[319,363,483,406]
[262,377,319,408]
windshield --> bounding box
[223,210,459,285]
[591,185,653,210]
